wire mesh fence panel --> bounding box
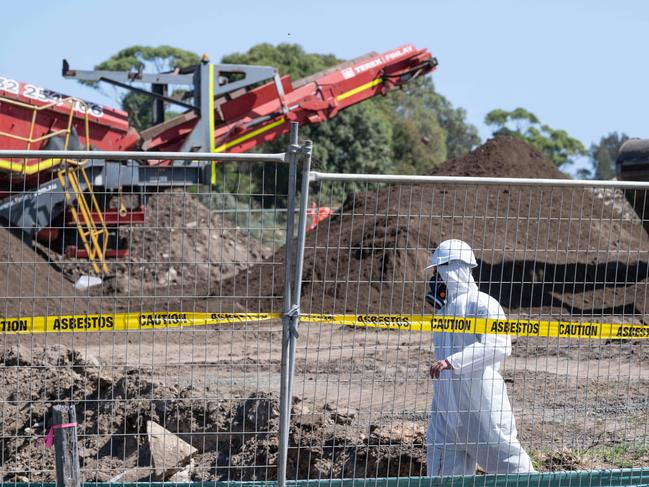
[0,151,296,483]
[289,176,649,480]
[1,143,649,485]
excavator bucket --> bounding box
[616,138,649,233]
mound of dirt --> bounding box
[53,191,272,299]
[430,135,566,179]
[220,136,649,317]
[108,192,271,293]
[0,228,99,317]
[0,345,426,482]
[1,190,273,316]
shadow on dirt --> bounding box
[477,260,649,315]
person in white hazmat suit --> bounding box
[426,239,535,476]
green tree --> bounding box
[380,78,447,174]
[304,102,394,199]
[222,44,397,203]
[589,132,628,180]
[251,97,395,206]
[387,77,479,160]
[84,46,200,130]
[485,107,586,167]
[222,43,339,80]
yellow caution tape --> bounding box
[0,312,279,334]
[0,311,647,339]
[304,314,649,339]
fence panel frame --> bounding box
[287,168,649,482]
[1,141,649,483]
[0,123,312,484]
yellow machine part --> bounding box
[57,161,109,275]
[0,94,109,273]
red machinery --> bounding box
[141,45,436,155]
[0,44,437,267]
[2,44,435,156]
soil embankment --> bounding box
[222,136,649,317]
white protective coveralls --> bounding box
[427,250,535,476]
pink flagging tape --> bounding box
[44,422,78,448]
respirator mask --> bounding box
[425,272,447,310]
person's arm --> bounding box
[445,304,511,374]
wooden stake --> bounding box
[51,405,81,487]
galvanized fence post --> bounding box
[287,139,313,404]
[277,135,312,486]
[277,122,300,487]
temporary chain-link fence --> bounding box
[288,172,649,480]
[0,137,304,483]
[0,132,648,486]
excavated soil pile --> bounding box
[5,190,273,316]
[65,191,272,296]
[430,135,564,179]
[222,136,649,316]
[0,229,99,317]
[0,345,426,482]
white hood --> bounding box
[436,260,478,299]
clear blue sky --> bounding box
[1,0,647,171]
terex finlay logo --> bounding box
[342,45,415,81]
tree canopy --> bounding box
[221,43,338,80]
[485,107,586,168]
[587,132,628,180]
